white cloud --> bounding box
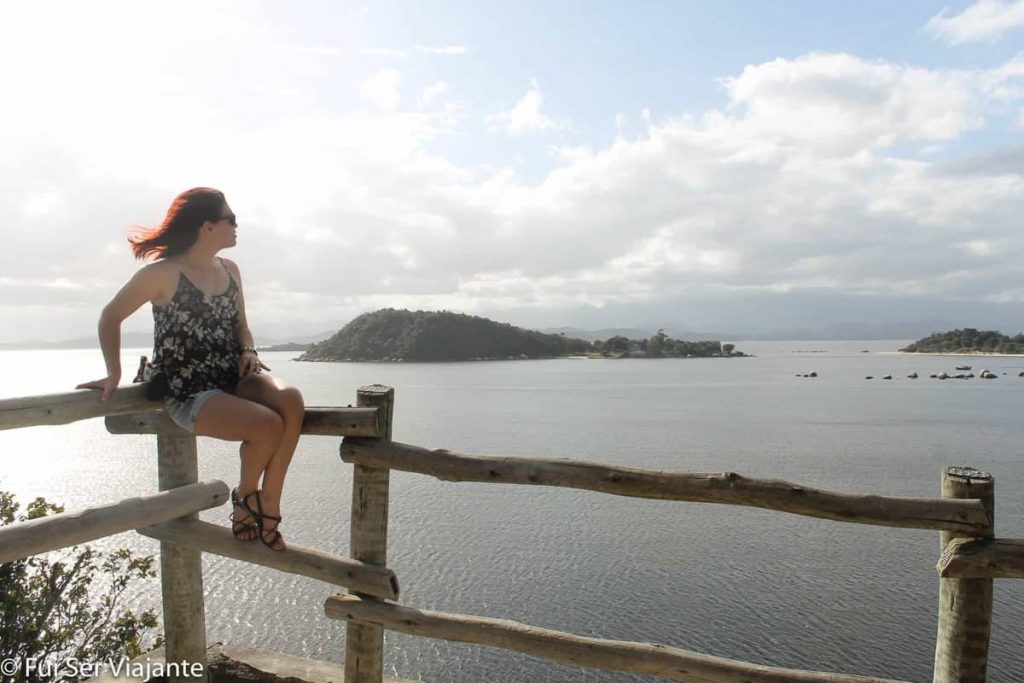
[20,191,64,219]
[980,54,1024,104]
[487,79,563,135]
[359,69,402,110]
[926,0,1024,44]
[420,81,452,107]
[362,47,409,58]
[415,45,466,55]
[964,239,995,256]
[290,45,342,57]
[1,3,1023,341]
[722,53,982,153]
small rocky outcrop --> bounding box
[980,369,997,379]
[907,372,918,379]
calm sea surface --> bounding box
[2,341,1022,682]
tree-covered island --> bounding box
[296,309,746,362]
[900,329,1024,355]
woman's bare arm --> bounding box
[77,263,173,400]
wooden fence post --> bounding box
[345,385,395,683]
[933,466,994,683]
[157,434,208,683]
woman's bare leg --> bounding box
[193,392,284,542]
[236,374,305,545]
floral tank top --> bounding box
[152,261,241,401]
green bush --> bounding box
[0,492,160,683]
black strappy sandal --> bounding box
[259,511,285,552]
[242,489,286,552]
[230,488,260,542]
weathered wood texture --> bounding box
[0,481,228,564]
[934,467,995,683]
[0,384,157,430]
[325,595,908,683]
[937,537,1024,579]
[339,440,989,533]
[106,406,380,437]
[157,434,208,683]
[346,385,394,683]
[138,519,399,599]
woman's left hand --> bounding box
[239,351,271,377]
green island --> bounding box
[296,309,746,362]
[900,328,1024,355]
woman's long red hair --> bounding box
[129,187,226,260]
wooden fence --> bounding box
[1,384,1022,682]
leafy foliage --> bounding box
[900,328,1024,354]
[0,492,160,682]
[593,330,741,358]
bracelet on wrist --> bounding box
[241,346,258,356]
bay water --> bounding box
[2,341,1022,681]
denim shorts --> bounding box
[162,374,260,432]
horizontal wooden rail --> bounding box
[0,385,158,431]
[937,537,1024,579]
[340,440,989,534]
[138,519,399,599]
[107,406,380,438]
[325,595,906,683]
[0,481,228,563]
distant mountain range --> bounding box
[0,331,155,350]
[0,318,997,350]
[0,329,338,351]
[539,326,740,342]
[539,321,953,342]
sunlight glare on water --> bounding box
[2,343,1023,681]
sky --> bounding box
[2,0,1024,342]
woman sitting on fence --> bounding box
[77,187,303,552]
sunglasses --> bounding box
[216,213,237,227]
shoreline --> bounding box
[886,351,1024,358]
[296,354,752,363]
